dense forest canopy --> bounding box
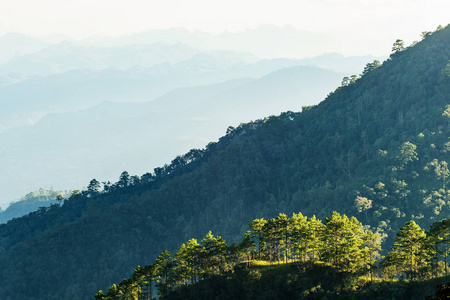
[0,25,448,299]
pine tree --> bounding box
[322,212,367,271]
[391,221,427,279]
[430,219,450,275]
[153,250,174,297]
[199,231,228,276]
[290,212,308,261]
[306,215,324,262]
[275,213,290,263]
[248,218,267,260]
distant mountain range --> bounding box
[0,33,50,65]
[78,25,341,59]
[0,65,344,206]
[0,26,383,209]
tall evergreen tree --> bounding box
[248,218,267,260]
[322,212,367,271]
[390,221,428,279]
[430,219,450,275]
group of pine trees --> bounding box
[244,212,380,272]
[383,219,450,280]
[94,211,450,300]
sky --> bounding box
[0,0,448,55]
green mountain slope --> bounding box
[0,25,448,299]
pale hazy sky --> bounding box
[0,0,448,45]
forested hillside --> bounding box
[0,25,448,299]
